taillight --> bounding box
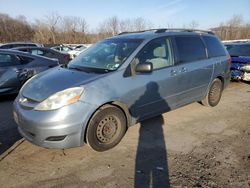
[227,54,231,65]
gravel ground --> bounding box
[0,82,249,188]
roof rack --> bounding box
[118,28,214,35]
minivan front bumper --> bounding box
[13,97,96,149]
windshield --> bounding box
[225,44,250,57]
[68,39,142,72]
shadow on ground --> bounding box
[134,116,170,188]
[132,82,171,188]
[0,94,22,155]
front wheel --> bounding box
[86,105,127,152]
[201,78,223,107]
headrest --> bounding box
[153,46,166,58]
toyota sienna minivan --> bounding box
[13,29,231,151]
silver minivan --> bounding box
[13,29,231,151]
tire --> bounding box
[86,105,127,152]
[201,78,223,107]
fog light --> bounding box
[46,135,66,141]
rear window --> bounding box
[13,44,36,48]
[225,44,250,57]
[175,36,206,63]
[203,36,226,57]
[0,44,12,49]
[31,49,44,56]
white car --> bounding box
[51,45,78,59]
[74,45,89,56]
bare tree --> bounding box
[0,13,34,42]
[33,19,51,43]
[133,17,152,31]
[212,15,250,40]
[45,12,61,44]
[2,12,249,45]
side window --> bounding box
[16,55,34,64]
[26,44,36,47]
[31,50,44,56]
[20,49,29,52]
[62,47,70,51]
[14,44,25,48]
[203,36,227,57]
[0,54,19,66]
[175,36,206,63]
[135,38,174,70]
[43,51,55,58]
[0,44,12,49]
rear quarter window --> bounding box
[203,36,226,57]
[17,55,34,64]
[174,36,207,63]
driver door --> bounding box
[121,37,182,120]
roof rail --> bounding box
[118,28,214,35]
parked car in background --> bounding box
[73,44,86,50]
[224,42,250,81]
[0,42,43,49]
[13,29,230,152]
[12,47,71,66]
[74,45,88,56]
[51,45,78,59]
[0,49,58,95]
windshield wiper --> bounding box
[68,66,92,73]
[68,66,114,74]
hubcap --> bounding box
[210,82,221,104]
[96,116,118,143]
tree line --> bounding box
[0,12,249,44]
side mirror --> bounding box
[135,62,153,73]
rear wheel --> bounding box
[86,105,126,152]
[202,78,223,107]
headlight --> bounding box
[240,64,250,72]
[34,87,84,111]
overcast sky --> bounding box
[0,0,249,29]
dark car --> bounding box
[12,47,71,66]
[224,42,250,81]
[0,49,59,95]
[0,42,43,49]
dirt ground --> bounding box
[0,82,249,188]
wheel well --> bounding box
[83,102,130,143]
[216,76,224,89]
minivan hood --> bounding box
[22,67,105,102]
